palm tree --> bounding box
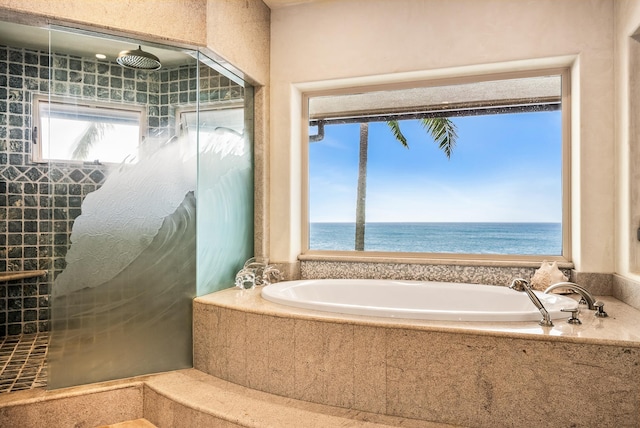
[355,123,369,250]
[354,117,458,251]
[70,122,113,161]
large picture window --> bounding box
[34,96,144,164]
[304,70,570,260]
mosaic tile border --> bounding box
[300,260,573,287]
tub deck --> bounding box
[200,286,640,346]
[194,287,640,427]
[2,288,638,427]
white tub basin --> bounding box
[261,279,578,322]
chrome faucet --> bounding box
[544,282,608,317]
[509,278,554,327]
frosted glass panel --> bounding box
[186,102,255,296]
[49,137,197,387]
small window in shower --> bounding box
[177,102,245,144]
[33,96,145,164]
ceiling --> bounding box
[0,1,317,63]
[0,20,193,68]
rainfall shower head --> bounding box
[116,45,161,70]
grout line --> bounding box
[0,333,49,393]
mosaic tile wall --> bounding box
[300,260,536,286]
[0,43,244,336]
[300,260,574,287]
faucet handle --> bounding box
[593,301,608,318]
[561,307,581,324]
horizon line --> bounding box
[310,221,561,224]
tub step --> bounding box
[144,369,457,428]
[96,419,157,428]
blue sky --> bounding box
[309,110,562,223]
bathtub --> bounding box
[261,279,578,322]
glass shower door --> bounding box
[46,28,253,388]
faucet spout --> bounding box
[509,278,553,327]
[543,282,596,310]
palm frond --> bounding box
[420,117,458,159]
[71,122,111,160]
[385,120,409,148]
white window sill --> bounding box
[299,251,574,269]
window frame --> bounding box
[175,100,246,138]
[32,95,146,164]
[300,67,572,265]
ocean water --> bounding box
[309,222,562,255]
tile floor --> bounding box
[0,333,48,393]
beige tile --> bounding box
[193,411,244,428]
[192,288,640,426]
[192,302,218,374]
[171,398,198,427]
[0,385,143,428]
[144,369,453,428]
[226,309,248,386]
[385,331,640,427]
[142,387,165,427]
[613,274,640,310]
[210,307,236,380]
[145,384,244,428]
[353,325,387,414]
[96,418,157,428]
[386,330,483,424]
[245,312,271,392]
[572,270,613,295]
[324,322,355,408]
[267,315,296,396]
[294,318,326,403]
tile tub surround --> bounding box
[613,273,640,311]
[194,288,640,427]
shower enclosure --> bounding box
[0,21,254,390]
